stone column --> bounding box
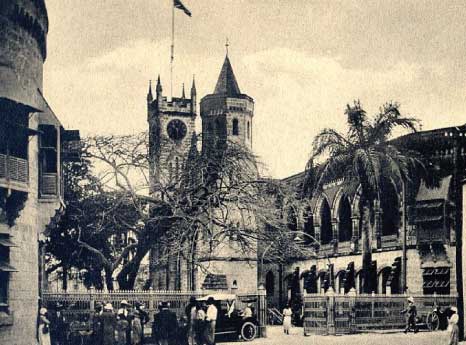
[351,217,360,252]
[257,284,267,338]
[326,287,336,335]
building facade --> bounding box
[263,125,465,308]
[0,1,79,344]
[148,54,257,293]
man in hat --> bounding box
[205,297,218,345]
[401,296,418,333]
[91,302,104,345]
[102,303,117,345]
[119,300,133,345]
[49,302,67,345]
[152,301,178,345]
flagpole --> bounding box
[170,0,175,101]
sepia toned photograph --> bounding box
[1,1,466,344]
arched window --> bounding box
[247,121,250,139]
[338,196,353,242]
[265,271,274,296]
[381,181,400,236]
[320,199,332,245]
[232,118,239,135]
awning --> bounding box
[416,175,452,202]
[0,261,18,272]
[0,67,42,111]
[0,238,16,247]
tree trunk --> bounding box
[360,202,373,293]
[116,246,149,290]
[104,266,114,291]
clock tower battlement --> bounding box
[148,76,197,194]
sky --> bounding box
[43,0,466,178]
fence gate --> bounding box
[303,295,328,335]
[334,296,353,334]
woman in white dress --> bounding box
[38,307,51,345]
[282,304,292,335]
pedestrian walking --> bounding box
[116,310,130,345]
[194,302,206,345]
[102,303,117,345]
[185,296,197,345]
[282,304,292,335]
[447,312,459,345]
[38,307,51,345]
[401,296,418,333]
[205,297,217,345]
[152,301,178,345]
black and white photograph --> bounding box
[1,1,466,344]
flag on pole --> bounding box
[174,0,191,17]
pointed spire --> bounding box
[181,83,186,99]
[213,55,241,96]
[147,80,153,102]
[156,75,162,93]
[191,75,196,96]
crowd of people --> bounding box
[37,296,219,345]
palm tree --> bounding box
[304,100,423,293]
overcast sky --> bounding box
[44,0,466,178]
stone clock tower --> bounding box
[147,76,197,193]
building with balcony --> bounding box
[0,1,79,344]
[263,124,466,308]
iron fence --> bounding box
[303,293,457,335]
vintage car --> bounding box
[198,293,258,341]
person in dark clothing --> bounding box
[119,300,132,345]
[91,302,104,345]
[401,296,418,333]
[152,301,178,345]
[177,316,189,345]
[135,301,150,344]
[49,302,68,345]
[102,303,117,345]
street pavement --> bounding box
[219,325,461,345]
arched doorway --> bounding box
[338,196,352,242]
[378,267,392,294]
[320,199,332,245]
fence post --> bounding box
[149,287,154,313]
[89,287,95,311]
[348,288,356,333]
[257,284,267,338]
[326,287,336,335]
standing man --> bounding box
[153,301,178,345]
[119,300,132,345]
[49,302,67,345]
[91,302,104,345]
[205,297,217,345]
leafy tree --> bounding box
[304,101,424,293]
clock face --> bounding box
[167,119,187,141]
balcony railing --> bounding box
[0,154,29,192]
[40,173,58,196]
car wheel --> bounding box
[241,321,257,341]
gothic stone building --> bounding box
[0,1,79,344]
[148,55,257,293]
[263,125,465,308]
